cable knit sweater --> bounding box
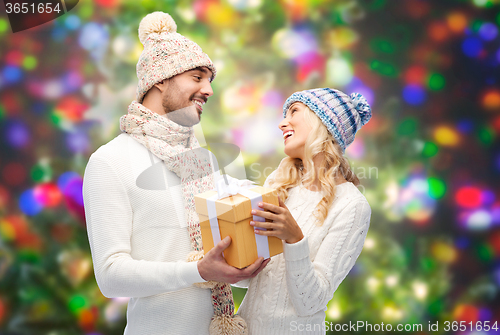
[236,170,371,335]
[82,133,213,335]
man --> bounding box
[82,12,268,335]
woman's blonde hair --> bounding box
[267,104,360,225]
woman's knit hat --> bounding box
[136,12,217,103]
[283,88,372,153]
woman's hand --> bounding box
[250,196,304,244]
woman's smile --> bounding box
[279,102,312,161]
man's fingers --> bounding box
[240,256,264,275]
[211,236,232,254]
[233,257,267,279]
[252,258,270,277]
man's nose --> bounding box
[200,80,213,97]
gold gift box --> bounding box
[194,186,283,269]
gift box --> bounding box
[194,177,283,269]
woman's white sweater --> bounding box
[236,170,372,335]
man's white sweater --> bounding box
[83,133,213,335]
[236,170,372,335]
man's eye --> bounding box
[194,76,201,80]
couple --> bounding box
[82,11,372,335]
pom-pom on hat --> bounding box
[135,12,217,103]
[283,88,372,153]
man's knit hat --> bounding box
[136,12,217,103]
[283,88,372,153]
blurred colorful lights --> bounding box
[431,241,458,264]
[455,186,482,208]
[482,89,500,111]
[6,120,30,148]
[433,126,459,147]
[478,22,498,40]
[403,84,426,105]
[19,189,43,216]
[397,176,439,224]
[462,37,483,58]
[447,12,468,33]
[2,66,22,83]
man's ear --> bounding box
[153,79,168,93]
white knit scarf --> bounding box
[120,101,247,335]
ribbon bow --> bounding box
[214,174,256,199]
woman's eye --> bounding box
[194,76,201,80]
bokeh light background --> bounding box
[1,0,500,334]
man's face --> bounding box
[161,67,214,127]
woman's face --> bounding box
[279,102,312,161]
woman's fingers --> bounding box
[257,201,282,214]
[250,220,274,229]
[253,228,277,236]
[251,208,279,221]
[278,196,289,211]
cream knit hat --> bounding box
[136,12,217,103]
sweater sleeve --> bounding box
[283,198,371,316]
[83,154,205,299]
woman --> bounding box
[236,88,373,334]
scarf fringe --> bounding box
[210,314,248,335]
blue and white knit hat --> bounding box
[282,88,372,153]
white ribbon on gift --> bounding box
[205,174,271,259]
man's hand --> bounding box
[197,236,270,284]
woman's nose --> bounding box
[278,119,288,130]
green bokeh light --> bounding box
[428,73,445,91]
[428,178,446,199]
[19,287,42,303]
[370,60,399,77]
[397,118,418,135]
[79,2,94,20]
[371,38,395,54]
[428,299,444,316]
[364,0,387,10]
[31,163,53,182]
[420,256,436,272]
[0,19,8,33]
[50,111,62,127]
[476,243,494,262]
[18,249,41,263]
[68,295,87,313]
[477,126,495,145]
[422,141,439,157]
[473,0,495,7]
[23,56,38,70]
[471,20,483,32]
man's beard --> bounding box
[161,80,200,127]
